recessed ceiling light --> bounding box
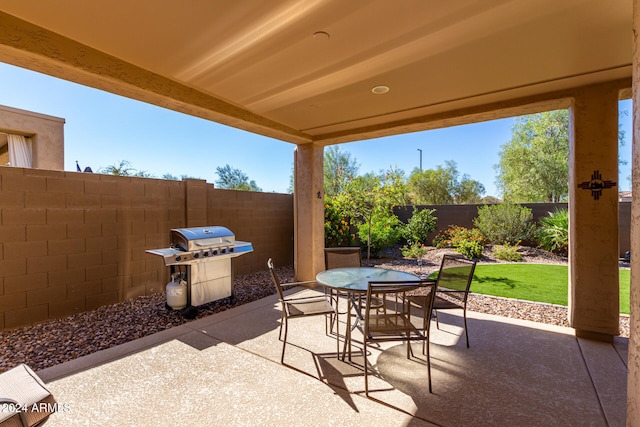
[313,31,330,40]
[372,85,390,94]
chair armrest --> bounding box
[280,280,317,289]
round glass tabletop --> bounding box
[316,267,420,293]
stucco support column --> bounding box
[293,144,325,281]
[628,1,640,423]
[568,84,620,342]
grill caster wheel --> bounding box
[229,295,237,305]
[183,306,198,319]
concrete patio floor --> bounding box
[37,288,628,426]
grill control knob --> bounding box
[213,250,218,255]
[229,247,234,253]
[175,256,181,262]
[203,251,210,257]
[221,248,227,254]
[194,253,200,259]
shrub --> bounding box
[493,242,523,261]
[474,203,536,245]
[455,240,484,259]
[432,229,452,248]
[432,225,485,259]
[324,199,353,247]
[401,242,430,259]
[433,225,483,248]
[402,208,437,246]
[357,213,402,257]
[537,208,569,255]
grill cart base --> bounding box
[147,226,252,319]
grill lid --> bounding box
[171,226,235,251]
[147,225,253,266]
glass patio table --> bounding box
[316,267,429,360]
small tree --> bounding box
[100,160,136,176]
[336,168,408,261]
[408,160,485,204]
[215,164,262,191]
[324,146,359,198]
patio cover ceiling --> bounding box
[0,0,632,145]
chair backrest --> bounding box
[435,254,476,297]
[267,258,285,301]
[365,280,437,333]
[325,247,361,269]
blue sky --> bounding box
[0,62,633,197]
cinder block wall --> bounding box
[0,168,294,331]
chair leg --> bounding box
[425,334,432,393]
[422,305,429,355]
[331,292,339,334]
[463,309,469,348]
[278,312,285,341]
[363,340,369,397]
[335,309,340,357]
[280,318,288,364]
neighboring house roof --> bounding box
[619,191,632,201]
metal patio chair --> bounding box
[324,247,385,331]
[363,280,437,396]
[324,247,362,269]
[324,247,362,332]
[267,258,339,364]
[410,254,476,348]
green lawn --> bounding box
[443,264,630,314]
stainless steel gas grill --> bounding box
[146,226,253,318]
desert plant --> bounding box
[401,242,430,259]
[433,225,483,249]
[537,208,569,255]
[456,240,484,259]
[474,203,536,245]
[493,242,523,262]
[324,199,353,247]
[402,208,437,246]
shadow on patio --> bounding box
[38,288,628,426]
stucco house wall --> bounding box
[0,104,65,170]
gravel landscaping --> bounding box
[0,246,630,374]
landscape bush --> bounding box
[537,208,569,255]
[401,242,430,259]
[432,225,485,259]
[474,203,536,245]
[455,240,484,259]
[493,242,523,261]
[324,199,353,247]
[433,225,484,248]
[402,208,437,246]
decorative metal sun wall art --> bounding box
[577,170,616,201]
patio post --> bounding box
[568,83,620,342]
[628,1,640,423]
[293,144,325,281]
